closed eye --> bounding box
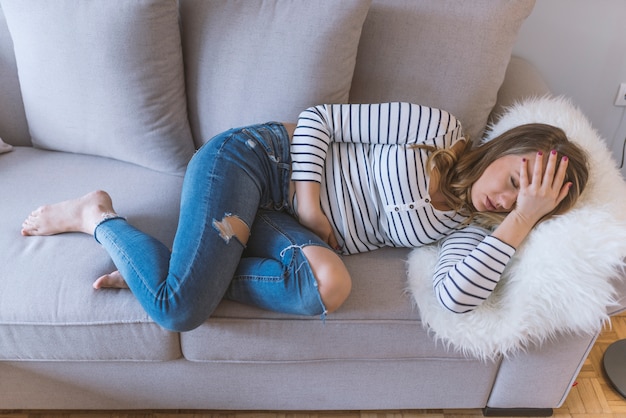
[510,176,519,189]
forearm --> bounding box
[490,210,539,249]
[434,228,516,313]
[293,180,339,248]
[294,181,323,219]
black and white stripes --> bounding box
[433,228,515,313]
[290,103,516,313]
[291,103,464,250]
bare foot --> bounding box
[93,270,129,289]
[21,190,117,236]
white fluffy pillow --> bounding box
[1,0,195,174]
[407,96,626,360]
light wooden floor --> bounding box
[2,314,626,418]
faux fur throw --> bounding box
[407,96,626,360]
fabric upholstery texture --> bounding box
[350,0,535,141]
[0,148,183,361]
[179,0,371,147]
[0,4,29,146]
[0,359,498,410]
[0,136,12,153]
[182,247,447,362]
[1,0,195,174]
[0,146,443,364]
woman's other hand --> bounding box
[298,206,340,251]
[294,181,340,251]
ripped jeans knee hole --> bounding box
[212,214,248,245]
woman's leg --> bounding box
[22,123,293,332]
[225,210,351,316]
[21,190,116,237]
[98,124,294,331]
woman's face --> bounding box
[470,152,536,213]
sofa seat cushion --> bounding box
[0,148,183,361]
[181,248,463,362]
[1,149,456,364]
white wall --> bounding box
[512,0,626,177]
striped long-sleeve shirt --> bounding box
[290,103,516,313]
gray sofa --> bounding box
[1,0,624,414]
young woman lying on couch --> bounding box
[21,103,589,331]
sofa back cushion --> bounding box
[1,0,195,175]
[180,0,371,147]
[0,4,29,147]
[350,0,536,141]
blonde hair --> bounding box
[416,123,589,229]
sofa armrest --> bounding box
[489,56,550,125]
[609,273,626,315]
[488,272,626,410]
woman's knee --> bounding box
[152,307,209,332]
[301,245,352,313]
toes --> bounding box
[92,276,105,289]
[93,271,128,289]
[93,274,111,289]
[21,219,36,235]
[21,213,42,234]
[21,211,39,234]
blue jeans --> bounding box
[94,123,328,332]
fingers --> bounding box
[553,154,569,189]
[531,151,546,188]
[530,150,569,191]
[519,157,529,188]
[514,150,572,226]
[543,150,568,189]
[555,182,573,205]
[536,151,572,212]
[327,231,341,252]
